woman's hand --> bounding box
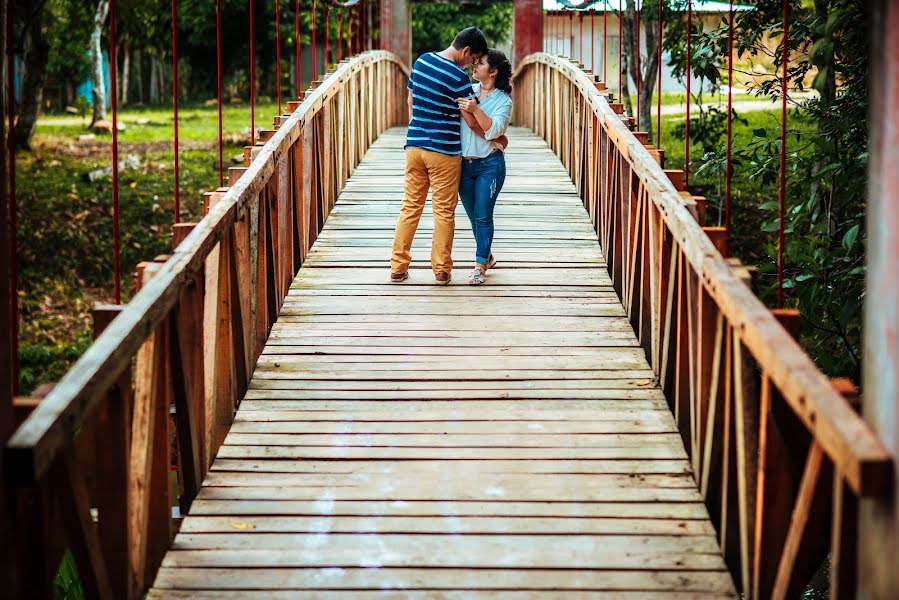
[456,95,478,114]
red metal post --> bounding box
[217,0,223,185]
[636,0,641,127]
[656,0,662,146]
[603,5,607,82]
[579,11,584,64]
[513,0,544,68]
[276,0,282,114]
[250,0,256,143]
[327,5,332,67]
[337,11,343,63]
[172,0,180,222]
[110,0,121,304]
[725,0,733,250]
[5,0,17,394]
[617,4,622,94]
[777,0,788,308]
[312,0,317,80]
[685,0,691,187]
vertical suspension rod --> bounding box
[685,0,691,187]
[725,0,734,246]
[296,0,301,95]
[312,0,317,80]
[216,0,223,185]
[656,0,662,146]
[778,0,788,308]
[276,0,282,114]
[110,0,121,304]
[617,3,622,95]
[250,0,256,144]
[6,0,18,393]
[636,0,641,128]
[172,0,180,222]
[603,2,607,82]
[590,8,595,73]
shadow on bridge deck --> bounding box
[148,127,737,598]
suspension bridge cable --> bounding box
[296,0,301,95]
[685,0,691,188]
[312,0,317,80]
[603,2,607,82]
[276,0,282,114]
[725,0,734,249]
[778,0,788,308]
[250,0,256,144]
[591,8,595,73]
[636,0,640,128]
[617,4,622,95]
[656,0,662,146]
[110,0,121,304]
[172,0,180,223]
[216,0,223,186]
[6,0,18,393]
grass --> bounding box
[16,102,275,394]
[15,97,800,394]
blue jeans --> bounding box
[459,151,506,265]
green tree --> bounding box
[411,0,513,59]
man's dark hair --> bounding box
[452,27,488,56]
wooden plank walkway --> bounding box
[149,128,737,598]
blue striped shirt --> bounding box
[405,52,475,155]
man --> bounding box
[390,27,489,285]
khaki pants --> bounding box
[391,147,462,275]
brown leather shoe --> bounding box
[435,272,451,286]
[390,271,409,283]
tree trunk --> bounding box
[622,0,661,143]
[134,49,143,104]
[148,53,159,104]
[90,0,110,125]
[121,38,129,106]
[14,0,50,149]
[621,2,635,118]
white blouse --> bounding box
[460,83,513,158]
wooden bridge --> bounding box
[3,4,899,597]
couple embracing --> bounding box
[390,27,513,286]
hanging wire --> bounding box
[725,0,734,247]
[276,0,282,114]
[293,0,303,98]
[778,0,789,308]
[172,0,180,223]
[636,0,641,128]
[216,0,224,185]
[250,0,256,143]
[685,0,691,187]
[656,0,662,146]
[617,3,622,95]
[110,0,121,304]
[325,4,330,70]
[579,11,584,64]
[6,0,18,393]
[603,2,607,82]
[312,0,317,80]
[337,10,343,62]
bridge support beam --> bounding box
[513,0,544,68]
[861,1,899,597]
[380,0,411,68]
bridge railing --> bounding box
[514,53,892,599]
[3,50,408,599]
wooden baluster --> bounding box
[91,305,133,598]
[752,308,801,599]
[830,378,860,600]
[129,262,172,590]
[51,450,113,599]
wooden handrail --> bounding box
[514,52,892,597]
[6,51,408,484]
[3,50,408,599]
[514,52,890,497]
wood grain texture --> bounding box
[148,128,735,597]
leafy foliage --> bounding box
[411,0,512,58]
[664,0,868,380]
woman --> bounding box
[457,49,513,286]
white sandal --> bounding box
[469,266,485,285]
